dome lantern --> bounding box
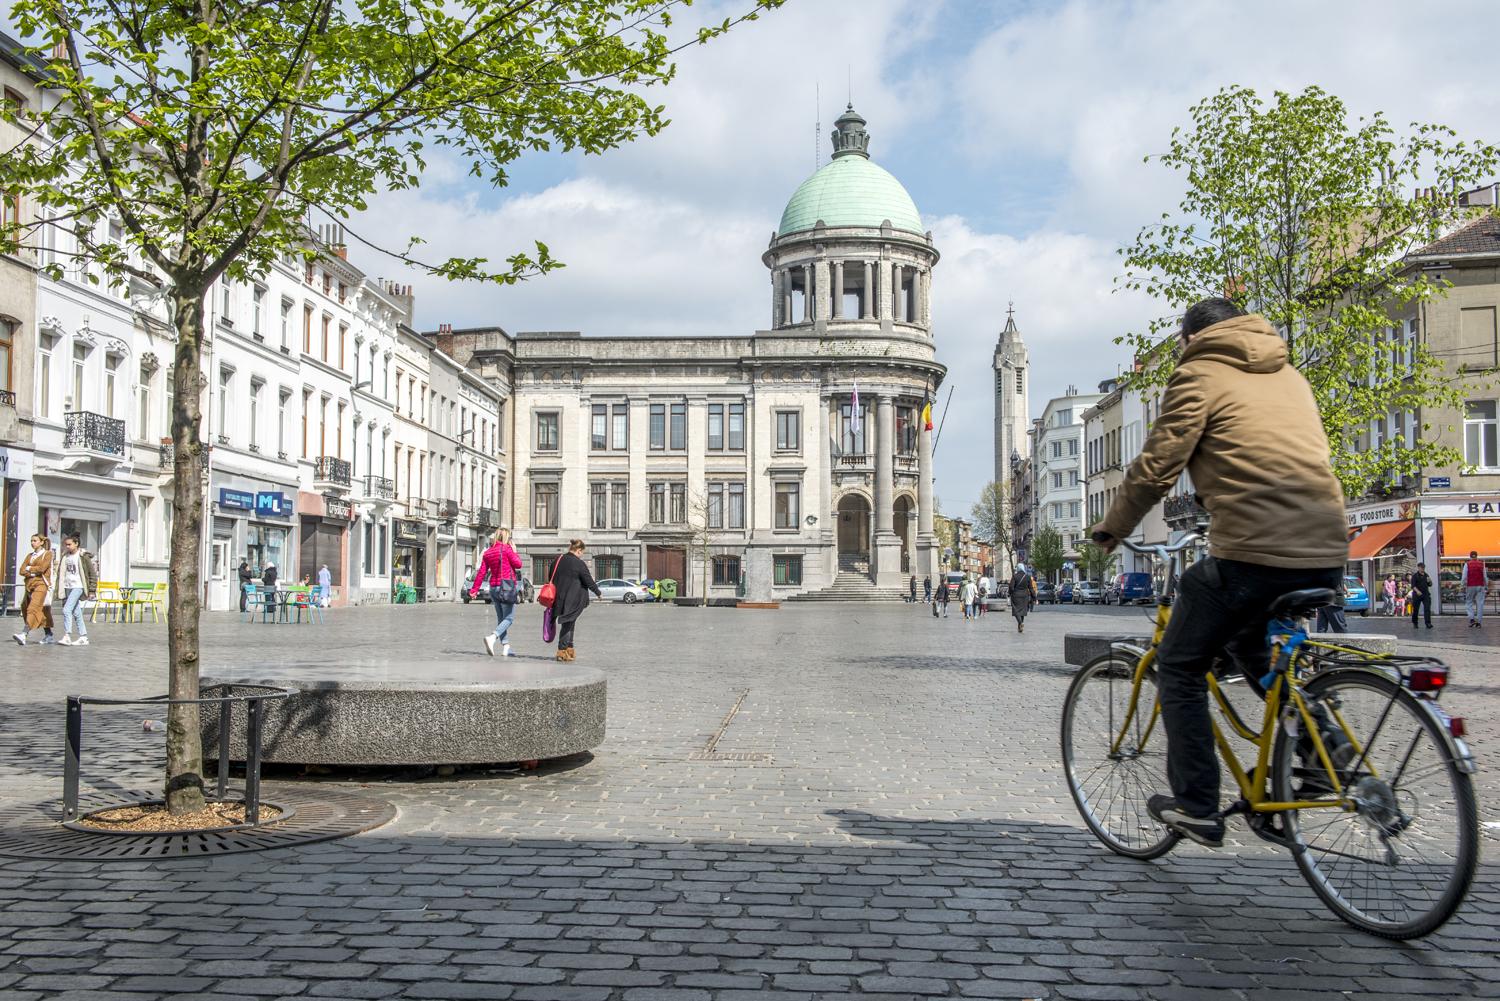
[830,104,870,160]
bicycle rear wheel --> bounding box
[1061,652,1179,859]
[1272,669,1478,939]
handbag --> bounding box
[541,607,556,643]
[537,556,562,609]
[494,578,519,603]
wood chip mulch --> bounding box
[75,801,283,833]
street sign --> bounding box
[1428,477,1451,489]
[218,488,254,511]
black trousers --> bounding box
[239,584,249,612]
[1410,592,1432,627]
[1156,557,1341,818]
[558,618,576,650]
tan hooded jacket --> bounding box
[1099,314,1348,569]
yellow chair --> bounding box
[142,583,167,623]
[91,582,127,623]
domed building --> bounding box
[439,107,946,600]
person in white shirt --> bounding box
[53,535,97,647]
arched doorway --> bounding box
[837,494,871,566]
[893,496,913,573]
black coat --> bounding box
[550,553,601,626]
[1410,571,1432,597]
[238,563,253,585]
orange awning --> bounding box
[1441,520,1500,559]
[1348,520,1412,559]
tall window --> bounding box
[896,406,916,454]
[0,318,12,394]
[301,390,311,457]
[302,304,312,353]
[839,401,868,454]
[320,315,330,361]
[220,280,231,322]
[712,555,741,586]
[708,403,724,450]
[774,482,800,529]
[591,404,607,450]
[104,354,118,416]
[38,337,51,416]
[728,403,744,451]
[707,482,724,528]
[728,482,745,530]
[249,380,263,448]
[648,482,666,524]
[339,324,347,369]
[669,482,686,524]
[252,286,265,336]
[278,390,290,456]
[137,497,152,559]
[336,401,346,457]
[1465,401,1498,470]
[776,410,800,451]
[216,368,232,438]
[280,299,291,348]
[533,481,559,529]
[612,404,628,450]
[649,403,666,449]
[611,483,628,529]
[773,554,803,586]
[71,343,86,410]
[136,364,151,439]
[536,411,559,451]
[669,402,686,449]
[590,482,607,529]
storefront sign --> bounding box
[254,491,290,518]
[1422,497,1500,520]
[1345,500,1419,528]
[218,488,254,511]
[0,446,33,481]
[324,496,353,521]
[1429,477,1452,489]
[394,519,424,546]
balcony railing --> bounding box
[314,455,352,486]
[895,453,918,471]
[836,453,870,469]
[437,498,459,519]
[1163,493,1205,527]
[64,411,126,457]
[476,507,500,530]
[363,475,395,499]
[0,389,15,407]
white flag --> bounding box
[850,382,861,438]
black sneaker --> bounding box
[1147,794,1224,847]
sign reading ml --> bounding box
[254,492,290,518]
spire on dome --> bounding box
[830,104,870,160]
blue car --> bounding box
[1058,581,1075,604]
[1342,576,1370,616]
[1108,572,1155,605]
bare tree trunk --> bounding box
[166,290,208,814]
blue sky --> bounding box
[11,0,1500,515]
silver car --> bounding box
[596,578,650,603]
[1075,580,1105,604]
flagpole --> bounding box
[931,386,955,455]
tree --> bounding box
[0,0,778,813]
[1118,85,1500,497]
[969,481,1012,577]
[1029,526,1064,584]
[1077,541,1116,584]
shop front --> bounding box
[296,492,353,605]
[208,483,295,610]
[392,517,428,603]
[1345,501,1420,604]
[33,470,132,594]
[1,445,35,614]
[1422,496,1500,617]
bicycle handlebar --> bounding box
[1098,532,1204,563]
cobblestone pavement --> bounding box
[2,600,1498,1000]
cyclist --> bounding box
[1090,298,1347,846]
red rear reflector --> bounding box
[1409,667,1448,692]
[1450,717,1466,739]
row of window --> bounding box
[544,401,921,456]
[527,553,803,587]
[1049,500,1082,521]
[533,480,801,531]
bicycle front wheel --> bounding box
[1061,652,1179,859]
[1272,669,1478,939]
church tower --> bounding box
[993,304,1030,492]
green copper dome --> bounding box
[776,105,923,237]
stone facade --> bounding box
[1034,387,1104,579]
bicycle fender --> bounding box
[1310,667,1478,776]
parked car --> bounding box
[1107,572,1155,605]
[1342,575,1370,616]
[596,578,651,603]
[1036,581,1058,604]
[461,573,534,604]
[1058,581,1075,604]
[1075,580,1105,604]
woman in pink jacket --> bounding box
[470,527,524,656]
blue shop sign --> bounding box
[218,488,254,511]
[1429,477,1452,489]
[254,491,290,518]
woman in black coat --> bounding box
[550,539,601,662]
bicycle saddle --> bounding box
[1267,588,1337,619]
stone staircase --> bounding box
[787,553,909,602]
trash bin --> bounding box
[659,579,678,601]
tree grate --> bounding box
[0,783,396,861]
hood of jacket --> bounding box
[1181,313,1287,374]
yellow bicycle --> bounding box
[1060,534,1479,939]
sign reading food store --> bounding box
[1345,500,1419,528]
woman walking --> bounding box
[549,539,602,661]
[1010,564,1037,634]
[13,534,55,646]
[54,534,97,646]
[470,527,524,657]
[1383,574,1399,616]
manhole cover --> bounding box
[0,783,396,861]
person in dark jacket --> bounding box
[908,574,917,604]
[1409,566,1433,629]
[550,539,601,662]
[936,579,950,618]
[923,575,932,602]
[261,563,279,613]
[1009,565,1036,633]
[238,559,253,612]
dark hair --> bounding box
[1180,297,1246,340]
[65,534,80,546]
[1473,550,1480,559]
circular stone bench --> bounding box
[1063,632,1398,668]
[201,661,606,766]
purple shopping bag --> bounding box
[541,607,556,644]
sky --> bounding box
[10,0,1500,514]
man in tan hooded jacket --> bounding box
[1092,298,1347,846]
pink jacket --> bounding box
[470,542,522,597]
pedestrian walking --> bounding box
[1383,574,1399,616]
[470,527,524,657]
[1010,563,1036,633]
[1315,577,1348,634]
[53,535,97,647]
[1409,566,1433,629]
[923,575,932,603]
[548,539,602,661]
[959,578,973,620]
[1464,550,1487,627]
[908,574,917,604]
[317,563,333,606]
[978,578,989,616]
[261,562,279,612]
[238,559,253,612]
[937,579,950,618]
[13,534,55,646]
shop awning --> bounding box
[1348,520,1412,559]
[1441,519,1500,559]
